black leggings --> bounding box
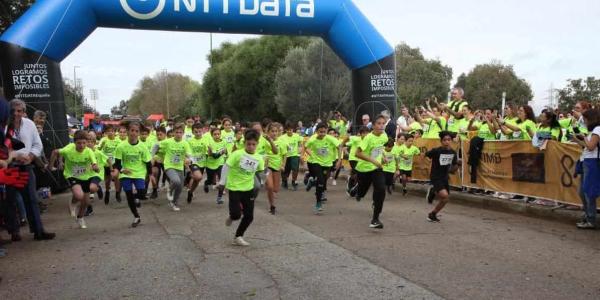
[308,163,330,204]
[384,171,395,186]
[229,191,255,237]
[205,166,224,196]
[125,191,140,218]
[357,169,386,220]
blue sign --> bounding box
[0,0,393,69]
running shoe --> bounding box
[132,217,141,228]
[306,178,315,192]
[292,182,298,191]
[97,189,104,201]
[427,212,441,222]
[576,222,596,229]
[216,196,224,205]
[77,218,87,229]
[321,192,328,202]
[282,180,289,190]
[303,172,310,186]
[232,236,250,246]
[314,202,323,214]
[203,184,209,193]
[369,220,384,229]
[269,206,276,215]
[332,179,337,186]
[104,192,110,205]
[150,189,158,199]
[403,189,408,196]
[84,205,94,217]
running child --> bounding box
[343,126,370,197]
[355,115,389,229]
[150,126,167,199]
[86,131,110,216]
[398,134,420,195]
[281,121,303,191]
[219,129,265,247]
[425,131,459,222]
[97,125,121,204]
[265,122,287,214]
[154,124,192,211]
[382,138,400,195]
[49,130,99,229]
[205,127,228,204]
[113,122,153,227]
[303,123,342,214]
[186,123,207,203]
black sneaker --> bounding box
[282,180,288,190]
[269,206,276,215]
[349,184,359,198]
[97,188,104,200]
[402,189,408,196]
[34,232,56,241]
[303,173,310,186]
[116,192,122,203]
[369,220,384,229]
[84,206,94,217]
[203,184,209,193]
[150,189,158,199]
[426,186,435,204]
[292,182,298,191]
[104,192,110,205]
[187,191,193,204]
[427,212,441,222]
[132,218,141,228]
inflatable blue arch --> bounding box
[0,0,396,145]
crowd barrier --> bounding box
[411,139,582,206]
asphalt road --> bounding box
[1,180,599,300]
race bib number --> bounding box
[384,154,394,164]
[191,155,205,164]
[72,166,86,177]
[401,157,413,165]
[371,147,383,159]
[171,155,181,164]
[287,144,294,152]
[512,131,521,138]
[439,154,454,166]
[423,124,430,132]
[240,155,259,173]
[317,147,329,157]
[225,136,234,143]
[448,119,455,126]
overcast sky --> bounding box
[59,0,600,114]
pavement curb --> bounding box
[408,183,582,225]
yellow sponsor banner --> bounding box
[412,139,462,187]
[461,140,582,205]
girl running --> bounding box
[113,122,153,227]
[205,127,228,204]
[49,130,99,229]
[220,129,265,246]
[355,115,389,229]
[265,122,287,214]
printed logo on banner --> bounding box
[120,0,315,20]
[370,69,395,98]
[511,153,545,183]
[11,63,51,99]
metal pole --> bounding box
[501,92,507,118]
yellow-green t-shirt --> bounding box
[512,119,537,141]
[422,118,447,139]
[93,148,109,177]
[399,145,420,171]
[187,137,208,167]
[305,135,340,167]
[347,136,362,161]
[355,132,389,173]
[280,133,303,157]
[206,138,228,170]
[160,138,192,171]
[329,120,348,136]
[184,127,194,141]
[382,147,400,173]
[266,138,288,170]
[225,150,265,192]
[114,141,152,179]
[476,123,496,140]
[98,137,121,162]
[59,144,98,180]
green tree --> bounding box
[126,72,201,118]
[110,100,128,116]
[63,79,86,118]
[274,39,351,123]
[201,36,310,121]
[556,77,600,112]
[395,43,453,109]
[0,0,34,33]
[456,62,533,110]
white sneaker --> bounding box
[225,217,232,227]
[332,179,337,186]
[232,236,250,246]
[172,204,181,212]
[77,218,87,229]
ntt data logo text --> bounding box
[120,0,315,20]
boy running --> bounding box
[281,122,303,191]
[186,123,207,203]
[154,124,192,211]
[382,138,400,195]
[97,125,121,204]
[398,134,420,196]
[150,127,167,199]
[425,131,459,222]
